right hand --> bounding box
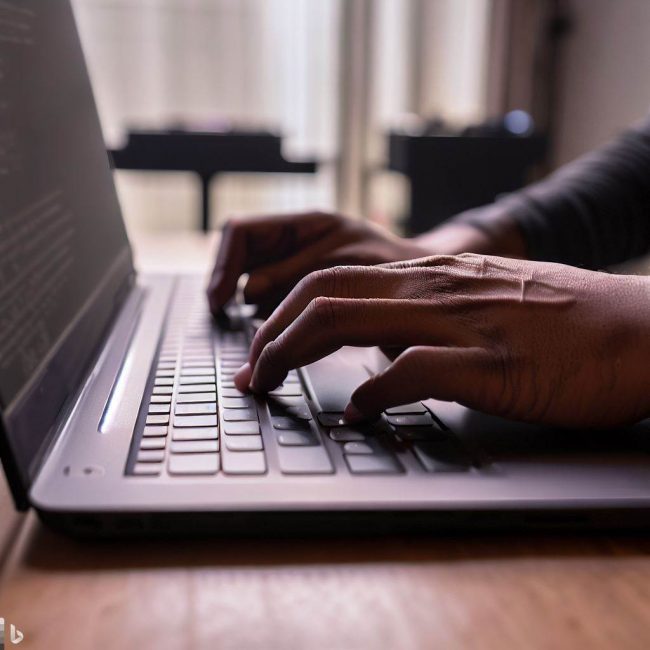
[235,255,650,428]
[206,210,506,315]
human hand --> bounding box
[234,254,650,428]
[206,210,499,316]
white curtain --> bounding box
[72,0,341,234]
[72,0,491,235]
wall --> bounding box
[552,0,650,167]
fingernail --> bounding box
[344,402,364,423]
[234,362,253,392]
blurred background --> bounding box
[70,0,650,241]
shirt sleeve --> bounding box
[455,115,650,269]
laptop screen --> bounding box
[0,0,133,502]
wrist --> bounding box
[416,203,528,258]
[414,223,497,256]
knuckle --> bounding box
[223,216,243,233]
[307,296,339,330]
[423,267,460,296]
[296,269,322,295]
[310,268,335,289]
[319,266,355,296]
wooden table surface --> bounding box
[1,232,650,650]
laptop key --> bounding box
[269,385,303,397]
[168,453,219,475]
[277,430,319,446]
[345,454,402,474]
[182,360,215,368]
[180,374,216,385]
[222,450,267,474]
[277,446,334,474]
[154,377,174,386]
[223,408,257,422]
[223,421,261,435]
[137,450,165,463]
[385,403,428,415]
[329,427,366,442]
[178,383,216,393]
[180,367,215,376]
[143,425,168,438]
[176,392,217,404]
[317,412,346,427]
[172,427,219,441]
[343,441,381,455]
[174,402,217,416]
[140,437,167,450]
[221,359,243,368]
[272,417,311,431]
[146,414,170,426]
[148,403,171,414]
[174,414,218,428]
[268,396,304,411]
[153,386,173,395]
[150,394,172,404]
[181,354,213,362]
[386,413,434,427]
[224,435,263,451]
[132,462,162,476]
[285,404,312,420]
[221,388,247,398]
[170,440,219,453]
[222,397,254,409]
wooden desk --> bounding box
[1,233,650,650]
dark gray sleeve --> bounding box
[455,115,650,269]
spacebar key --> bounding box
[277,445,334,475]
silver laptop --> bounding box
[1,0,649,536]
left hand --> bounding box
[234,254,650,428]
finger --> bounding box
[243,228,352,303]
[246,266,418,372]
[246,298,476,393]
[380,252,522,280]
[207,212,338,312]
[345,346,493,420]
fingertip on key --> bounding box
[343,402,364,423]
[234,362,253,392]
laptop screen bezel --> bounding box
[0,0,137,509]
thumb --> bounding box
[345,345,493,420]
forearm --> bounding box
[441,116,650,268]
[413,201,528,258]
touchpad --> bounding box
[303,348,374,413]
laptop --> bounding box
[1,0,649,537]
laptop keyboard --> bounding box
[128,282,475,478]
